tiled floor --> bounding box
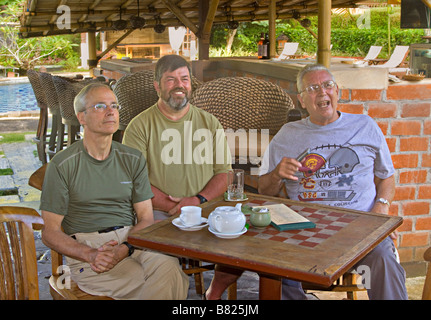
[0,82,38,114]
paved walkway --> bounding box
[0,138,425,300]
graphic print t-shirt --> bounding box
[259,112,394,212]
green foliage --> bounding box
[210,6,426,58]
[0,3,81,71]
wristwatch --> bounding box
[122,241,135,256]
[196,194,208,204]
[376,198,390,206]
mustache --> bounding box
[170,87,188,95]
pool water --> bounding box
[0,82,38,114]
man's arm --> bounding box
[371,175,395,215]
[130,199,154,233]
[371,175,396,239]
[166,172,228,215]
[150,185,180,213]
[258,157,302,196]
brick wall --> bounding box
[336,84,431,276]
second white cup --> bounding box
[180,206,202,227]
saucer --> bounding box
[224,192,248,202]
[208,227,247,239]
[172,217,208,231]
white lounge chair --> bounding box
[371,45,410,73]
[363,45,382,62]
[276,42,299,60]
[351,45,383,67]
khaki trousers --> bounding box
[66,226,189,300]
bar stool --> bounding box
[52,76,85,149]
[39,72,65,157]
[27,70,49,164]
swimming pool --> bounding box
[0,82,38,114]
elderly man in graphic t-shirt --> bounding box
[258,64,408,300]
[201,64,408,300]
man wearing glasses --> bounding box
[40,82,188,299]
[258,64,408,299]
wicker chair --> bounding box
[113,70,159,142]
[112,70,202,142]
[191,77,294,192]
[52,76,90,149]
[27,70,49,164]
[190,77,294,136]
[39,72,65,156]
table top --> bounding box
[128,193,402,287]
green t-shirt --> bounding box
[40,140,153,235]
[123,103,231,198]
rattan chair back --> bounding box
[27,70,47,109]
[39,72,60,115]
[113,70,202,131]
[52,76,87,127]
[113,70,159,131]
[190,77,294,135]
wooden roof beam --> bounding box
[20,11,319,34]
[201,0,220,37]
[105,0,135,21]
[160,0,199,34]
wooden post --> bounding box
[198,0,209,60]
[317,0,331,68]
[87,31,97,77]
[268,0,276,59]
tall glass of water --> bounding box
[227,169,244,201]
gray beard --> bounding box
[163,96,188,111]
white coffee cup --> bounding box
[180,206,202,227]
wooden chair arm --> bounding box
[0,206,43,230]
[51,249,64,276]
[424,247,431,262]
[28,163,48,191]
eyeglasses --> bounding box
[301,80,336,94]
[84,103,122,112]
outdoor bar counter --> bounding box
[98,57,431,278]
[98,56,389,91]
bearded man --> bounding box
[122,55,231,218]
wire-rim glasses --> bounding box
[84,103,122,112]
[300,80,336,94]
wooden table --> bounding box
[128,193,402,299]
[368,58,388,65]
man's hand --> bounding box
[273,157,303,181]
[89,240,128,273]
[259,157,302,196]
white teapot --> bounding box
[208,203,245,234]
